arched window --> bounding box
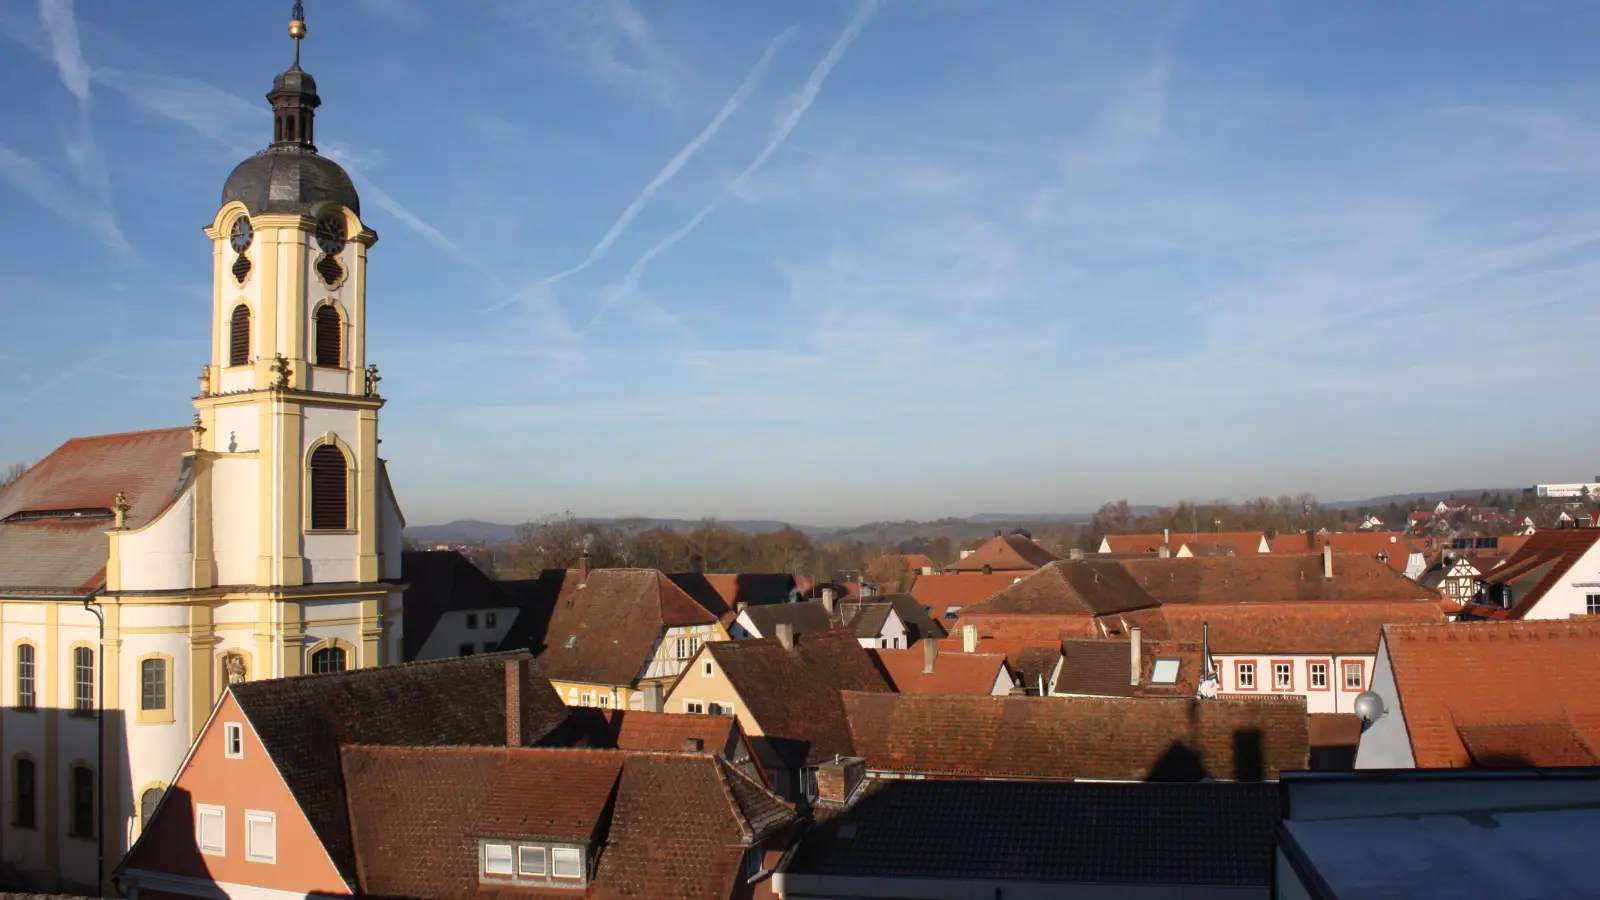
[314,305,342,367]
[140,786,165,831]
[310,646,346,674]
[14,757,35,828]
[70,764,94,837]
[308,444,349,530]
[16,643,34,710]
[286,115,297,142]
[140,657,168,713]
[73,646,94,712]
[230,305,252,367]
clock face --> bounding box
[229,217,253,253]
[315,215,346,255]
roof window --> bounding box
[1150,659,1180,684]
[480,839,585,885]
[3,508,113,524]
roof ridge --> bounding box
[233,648,534,690]
[61,425,191,444]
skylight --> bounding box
[1151,659,1180,684]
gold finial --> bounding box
[190,414,207,450]
[198,364,212,398]
[113,492,131,530]
[289,1,307,65]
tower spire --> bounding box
[290,1,307,69]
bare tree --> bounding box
[1,461,26,488]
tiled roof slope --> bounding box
[1270,532,1420,574]
[707,630,891,766]
[400,550,512,660]
[787,780,1280,887]
[1160,602,1447,655]
[1382,619,1600,768]
[958,561,1159,617]
[341,746,795,900]
[533,568,718,686]
[844,601,892,638]
[881,592,947,641]
[667,572,797,620]
[1102,531,1268,554]
[870,648,1006,695]
[0,427,190,593]
[843,692,1308,781]
[1056,639,1139,697]
[1478,528,1600,617]
[908,572,1023,620]
[230,651,569,888]
[945,534,1061,572]
[608,709,743,756]
[739,598,835,637]
[1122,554,1438,605]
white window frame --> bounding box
[1273,662,1293,691]
[1588,593,1600,616]
[245,809,277,863]
[196,804,226,856]
[1150,659,1180,685]
[1309,662,1328,690]
[683,699,705,715]
[484,842,514,877]
[485,612,498,629]
[1236,662,1255,690]
[519,845,548,877]
[1343,661,1364,691]
[223,723,244,760]
[702,660,713,677]
[551,846,583,880]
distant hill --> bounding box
[1325,488,1527,510]
[405,519,520,544]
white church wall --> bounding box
[308,365,349,393]
[210,457,259,586]
[218,368,255,394]
[213,404,259,453]
[302,406,357,455]
[118,487,195,592]
[304,533,359,583]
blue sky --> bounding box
[3,1,1600,527]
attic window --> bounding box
[3,508,113,524]
[563,635,576,649]
[1150,659,1180,684]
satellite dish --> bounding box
[1353,691,1386,723]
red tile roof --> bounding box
[944,534,1061,572]
[0,427,191,593]
[1102,532,1268,554]
[908,572,1025,621]
[1382,619,1600,768]
[1160,601,1446,655]
[608,709,744,756]
[535,568,718,687]
[870,648,1007,695]
[959,561,1159,618]
[1477,528,1600,618]
[1124,554,1438,605]
[842,692,1309,781]
[1269,532,1421,574]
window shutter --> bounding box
[247,812,276,862]
[314,306,342,367]
[230,306,251,367]
[309,445,348,530]
[198,807,225,853]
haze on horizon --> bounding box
[1,1,1598,527]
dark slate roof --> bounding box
[1057,639,1137,697]
[708,630,892,767]
[786,780,1279,887]
[0,427,191,594]
[400,550,512,660]
[740,598,836,638]
[340,746,795,900]
[505,568,718,687]
[844,602,893,639]
[228,651,569,889]
[883,592,947,642]
[668,572,799,619]
[1012,645,1060,694]
[222,145,361,216]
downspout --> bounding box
[83,591,106,895]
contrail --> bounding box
[582,0,883,333]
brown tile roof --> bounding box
[843,692,1308,781]
[1011,646,1060,694]
[908,572,1024,622]
[0,427,190,593]
[706,630,891,766]
[1270,532,1422,574]
[667,572,798,619]
[607,709,744,757]
[532,568,718,687]
[1122,553,1439,605]
[739,598,837,637]
[1103,531,1268,554]
[1457,723,1600,767]
[228,652,570,888]
[944,533,1061,572]
[959,561,1159,617]
[843,601,893,638]
[1477,528,1600,617]
[1056,638,1205,698]
[400,550,512,660]
[1308,713,1363,749]
[1160,602,1446,655]
[1382,619,1600,768]
[870,648,1007,695]
[881,592,947,641]
[340,745,795,900]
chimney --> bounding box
[643,680,664,713]
[776,622,795,650]
[994,529,1002,537]
[922,639,938,674]
[814,757,867,807]
[578,552,591,586]
[504,658,527,747]
[1158,546,1170,559]
[1322,543,1333,579]
[682,738,704,752]
[1163,528,1170,546]
[1069,548,1084,561]
[1130,626,1142,686]
[962,624,978,653]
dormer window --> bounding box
[480,839,586,886]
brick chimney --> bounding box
[504,657,527,747]
[776,622,795,650]
[962,624,978,653]
[1130,626,1142,687]
[578,552,591,586]
[922,638,938,674]
[814,756,867,807]
[1322,543,1334,580]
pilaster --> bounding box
[187,605,218,742]
[359,596,382,668]
[190,452,215,590]
[100,603,122,884]
[276,397,305,586]
[356,407,379,582]
[279,601,305,677]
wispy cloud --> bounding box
[0,143,129,253]
[497,0,679,103]
[583,0,884,333]
[536,27,795,290]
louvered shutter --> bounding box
[229,305,251,367]
[309,445,348,530]
[314,306,342,367]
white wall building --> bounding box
[1535,481,1600,498]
